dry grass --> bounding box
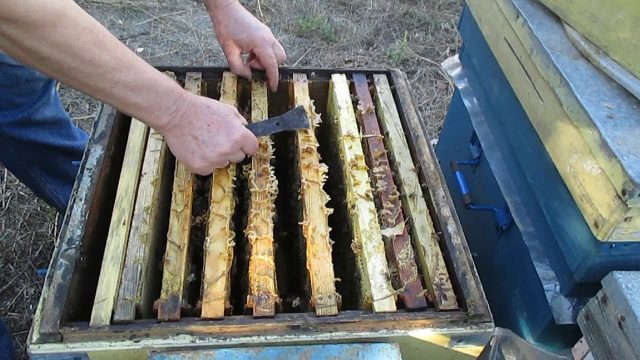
[0,172,58,358]
[0,0,461,358]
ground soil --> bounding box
[0,0,462,358]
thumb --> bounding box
[239,127,259,155]
[222,44,252,80]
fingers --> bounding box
[253,45,280,92]
[228,150,246,164]
[224,103,248,125]
[273,41,286,64]
[245,53,265,70]
[222,44,252,80]
[247,58,265,70]
[225,128,256,166]
[246,46,284,71]
[228,38,286,92]
[211,160,229,170]
[220,102,254,154]
[239,127,259,155]
[236,114,248,126]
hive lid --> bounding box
[510,0,640,205]
[536,0,640,81]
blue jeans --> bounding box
[0,53,88,212]
[0,54,88,359]
[0,321,14,360]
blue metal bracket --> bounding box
[451,160,513,232]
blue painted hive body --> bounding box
[437,4,640,348]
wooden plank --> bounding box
[156,72,201,321]
[33,105,123,342]
[200,71,238,319]
[113,73,174,323]
[537,0,640,80]
[466,0,640,241]
[291,73,339,316]
[577,271,640,360]
[243,79,279,317]
[90,118,149,326]
[327,73,396,313]
[352,73,427,310]
[389,70,489,320]
[113,128,169,322]
[38,319,491,360]
[578,303,619,360]
[572,337,590,360]
[578,271,640,359]
[51,310,488,354]
[373,74,458,310]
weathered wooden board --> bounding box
[200,72,238,319]
[352,73,427,310]
[113,72,175,323]
[90,118,149,326]
[113,129,169,322]
[31,106,126,342]
[572,337,591,360]
[389,69,489,319]
[243,79,279,317]
[156,161,192,321]
[373,74,458,310]
[291,73,339,316]
[577,271,640,360]
[537,0,640,80]
[466,0,640,241]
[156,72,201,321]
[35,310,491,359]
[328,73,396,313]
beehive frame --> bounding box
[29,68,492,359]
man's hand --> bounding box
[207,0,286,91]
[161,92,259,175]
[0,0,261,176]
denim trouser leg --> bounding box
[0,320,14,360]
[0,53,88,213]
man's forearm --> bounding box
[202,0,238,14]
[0,0,184,132]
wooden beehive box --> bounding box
[28,68,493,359]
[466,0,640,242]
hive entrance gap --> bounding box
[271,83,308,313]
